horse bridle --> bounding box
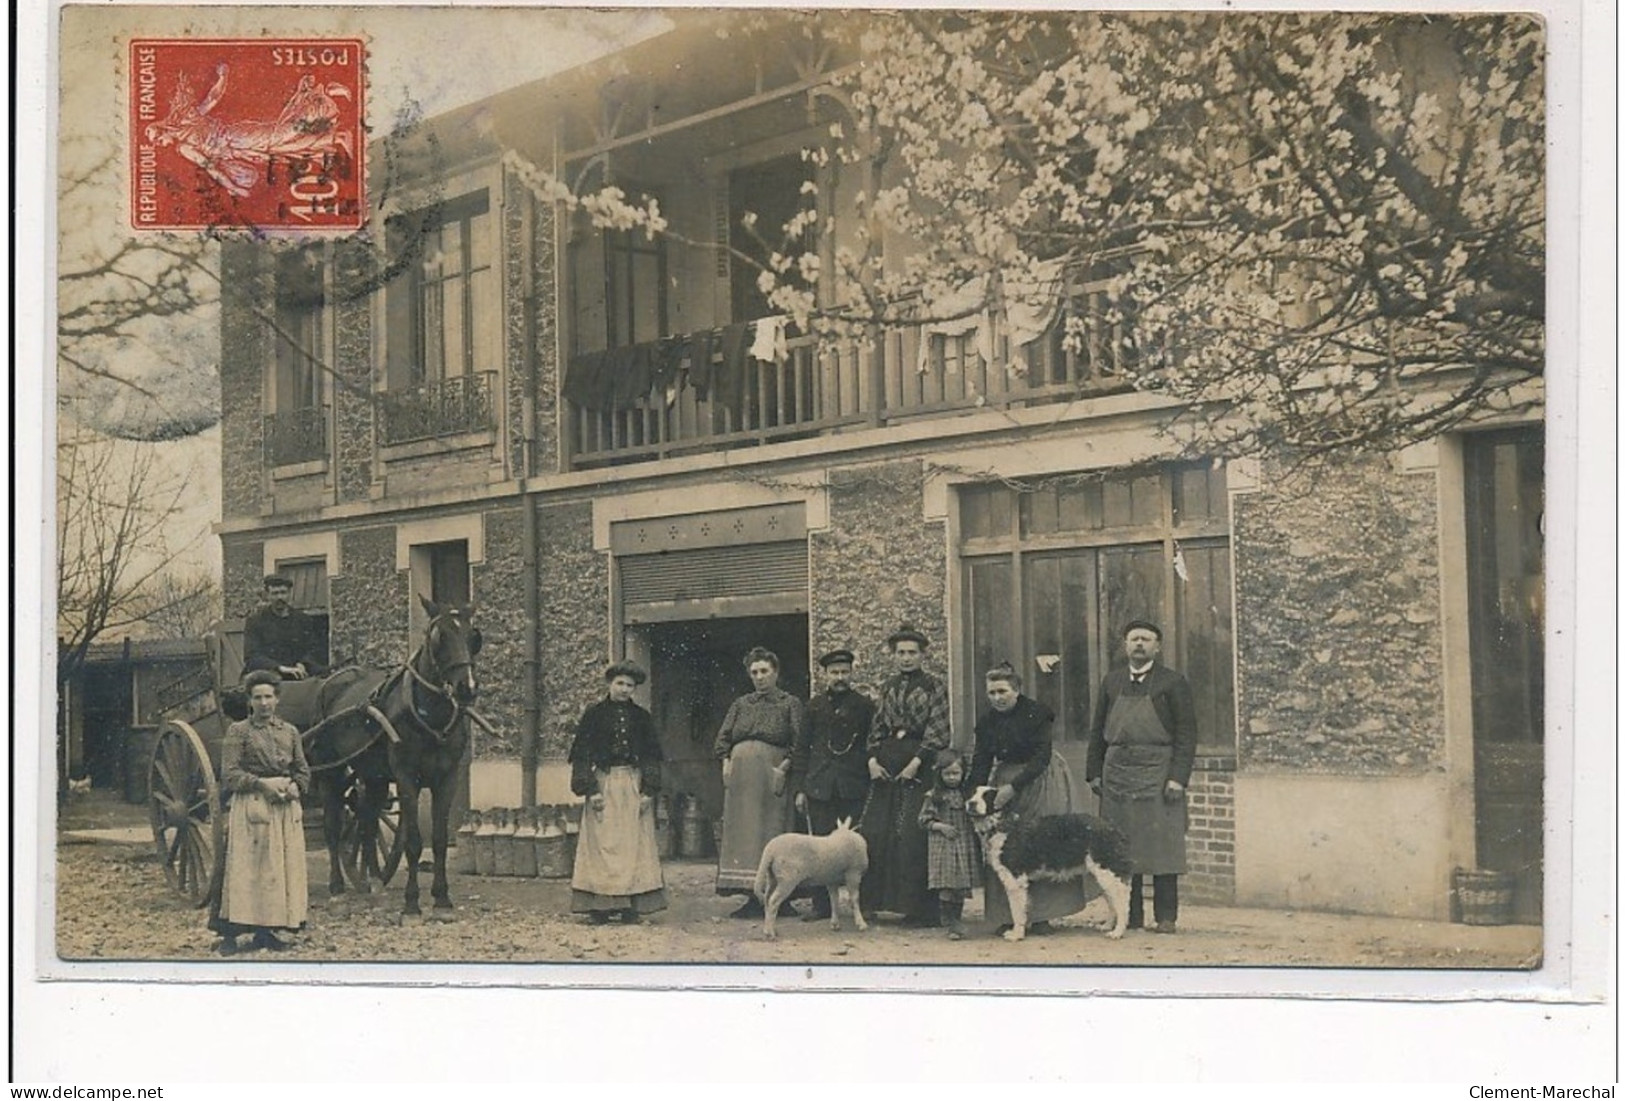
[403,616,477,740]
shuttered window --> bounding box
[620,541,808,623]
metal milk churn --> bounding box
[491,807,518,876]
[452,809,481,875]
[472,807,499,876]
[536,806,570,878]
[677,793,711,858]
[511,806,540,877]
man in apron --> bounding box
[1085,620,1199,934]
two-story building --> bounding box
[217,12,1543,923]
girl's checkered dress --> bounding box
[918,785,981,892]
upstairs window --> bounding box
[386,191,494,388]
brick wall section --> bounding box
[218,241,270,519]
[469,507,526,759]
[221,538,266,619]
[810,461,950,696]
[332,237,378,503]
[533,500,608,758]
[1184,755,1237,904]
[330,527,407,669]
[1233,455,1444,772]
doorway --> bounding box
[1463,428,1543,923]
[640,615,809,827]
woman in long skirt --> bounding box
[969,662,1092,933]
[713,647,804,919]
[568,661,667,923]
[209,670,310,956]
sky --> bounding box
[54,6,673,580]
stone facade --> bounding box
[219,242,270,520]
[811,460,951,698]
[332,237,378,504]
[221,539,266,620]
[330,527,408,669]
[1233,456,1444,773]
[533,500,608,758]
[468,506,527,760]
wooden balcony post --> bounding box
[867,320,885,428]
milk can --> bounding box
[491,808,518,876]
[536,805,571,878]
[452,809,482,875]
[677,794,711,859]
[511,806,540,878]
[563,803,582,871]
[653,793,675,859]
[472,807,499,876]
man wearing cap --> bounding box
[1086,619,1198,934]
[860,625,951,926]
[242,573,326,681]
[790,648,878,920]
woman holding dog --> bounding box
[714,646,805,919]
[567,660,667,925]
[209,670,311,955]
[970,662,1091,933]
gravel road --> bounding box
[54,827,1542,970]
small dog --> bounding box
[753,817,869,939]
[67,776,93,797]
[965,786,1133,942]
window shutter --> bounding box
[385,214,422,389]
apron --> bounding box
[572,766,665,900]
[1100,692,1188,874]
[219,791,308,930]
[715,739,794,895]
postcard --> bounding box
[16,0,1614,1083]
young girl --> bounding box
[917,748,980,939]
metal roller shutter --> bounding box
[619,540,808,623]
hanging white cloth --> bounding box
[749,315,789,364]
[916,275,992,374]
[1001,258,1067,352]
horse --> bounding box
[299,595,483,916]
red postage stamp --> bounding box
[129,38,366,231]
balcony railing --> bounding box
[565,280,1137,469]
[380,371,497,446]
[263,406,329,467]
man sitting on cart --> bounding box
[243,573,326,681]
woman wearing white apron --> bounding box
[209,670,310,955]
[568,661,668,924]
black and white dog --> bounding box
[965,786,1134,942]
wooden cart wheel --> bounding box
[148,720,224,908]
[340,773,405,889]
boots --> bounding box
[941,895,966,940]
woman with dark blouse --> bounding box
[568,661,668,924]
[209,670,311,955]
[713,646,805,918]
[969,662,1091,932]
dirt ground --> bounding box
[53,789,1542,970]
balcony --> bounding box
[263,406,329,468]
[379,371,497,446]
[565,281,1137,469]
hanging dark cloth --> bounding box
[653,335,688,399]
[687,329,718,398]
[714,322,752,420]
[611,342,656,406]
[564,350,609,412]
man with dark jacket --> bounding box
[790,647,877,919]
[242,573,325,680]
[1086,619,1198,934]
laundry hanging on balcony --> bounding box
[915,274,992,375]
[714,322,752,418]
[564,349,614,412]
[749,315,788,364]
[1001,258,1067,364]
